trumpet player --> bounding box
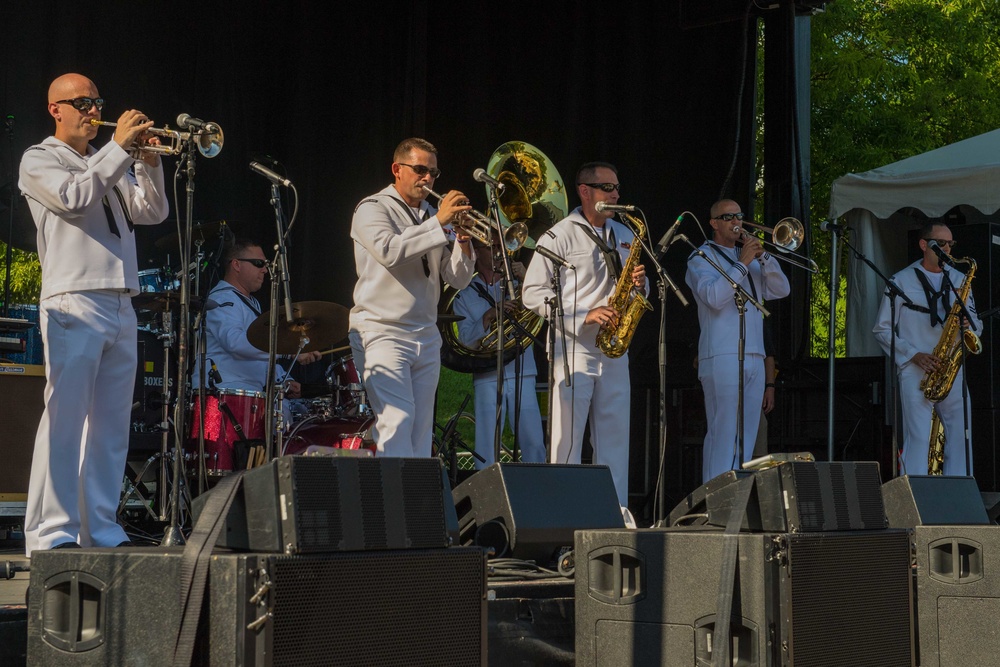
[873,222,982,476]
[348,138,475,458]
[685,199,789,484]
[18,73,169,554]
[453,236,545,468]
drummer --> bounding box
[194,237,322,397]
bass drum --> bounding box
[283,416,376,456]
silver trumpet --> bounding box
[89,118,224,159]
[735,217,818,272]
[421,185,528,252]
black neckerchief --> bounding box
[384,195,431,278]
[913,267,950,327]
[708,242,757,301]
[575,220,622,279]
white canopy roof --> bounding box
[828,129,1000,356]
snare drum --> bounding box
[283,416,376,455]
[329,354,368,414]
[188,389,266,472]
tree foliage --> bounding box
[809,0,1000,356]
[0,242,41,307]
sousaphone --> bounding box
[440,141,568,373]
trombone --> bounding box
[89,119,224,159]
[735,217,818,272]
[421,185,528,251]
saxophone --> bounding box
[919,256,981,474]
[596,211,653,358]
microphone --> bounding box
[250,161,292,187]
[176,113,209,130]
[535,245,575,271]
[595,201,636,213]
[209,359,223,385]
[654,215,683,259]
[472,168,505,193]
[820,220,850,233]
[927,240,957,268]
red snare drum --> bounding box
[189,389,266,472]
[283,416,376,455]
[329,354,368,413]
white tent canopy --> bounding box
[828,128,1000,356]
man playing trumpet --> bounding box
[18,73,170,553]
[348,138,475,457]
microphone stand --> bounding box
[939,263,976,476]
[264,182,295,460]
[675,235,767,475]
[486,185,516,464]
[543,264,572,456]
[840,233,913,476]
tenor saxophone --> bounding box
[596,212,653,358]
[920,255,981,474]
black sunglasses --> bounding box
[55,97,105,112]
[398,163,442,179]
[235,258,267,268]
[714,212,746,222]
[581,182,621,193]
[924,238,957,248]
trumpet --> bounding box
[89,119,224,159]
[421,185,528,251]
[734,217,818,272]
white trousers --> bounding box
[550,352,631,507]
[698,354,764,483]
[350,330,440,458]
[898,364,973,476]
[25,291,135,554]
[473,373,546,468]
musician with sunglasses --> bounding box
[349,138,475,458]
[522,161,647,516]
[685,199,789,484]
[18,73,169,554]
[873,222,982,476]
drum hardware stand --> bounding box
[157,305,177,521]
[118,454,162,523]
[434,393,481,487]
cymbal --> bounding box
[437,313,466,324]
[246,301,350,355]
[155,219,237,250]
[132,291,206,313]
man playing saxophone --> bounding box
[873,222,982,476]
[522,161,647,515]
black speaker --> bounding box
[28,546,486,666]
[452,463,624,564]
[0,367,44,495]
[194,455,451,553]
[882,475,989,527]
[575,527,914,667]
[912,524,1000,667]
[666,461,887,532]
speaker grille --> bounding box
[784,462,886,531]
[359,459,389,549]
[786,531,912,665]
[402,460,451,547]
[293,459,344,551]
[268,549,485,667]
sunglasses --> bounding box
[924,238,957,248]
[54,97,105,112]
[235,258,267,268]
[714,212,747,222]
[581,182,621,193]
[398,163,442,179]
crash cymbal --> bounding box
[246,301,350,355]
[155,219,237,250]
[132,291,206,313]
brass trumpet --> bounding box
[421,185,528,251]
[89,119,224,159]
[734,217,818,272]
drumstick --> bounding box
[318,344,352,356]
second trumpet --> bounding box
[421,185,527,251]
[89,119,224,159]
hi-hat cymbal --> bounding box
[132,291,206,313]
[155,219,237,250]
[246,301,350,355]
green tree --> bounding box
[0,242,41,308]
[809,0,1000,356]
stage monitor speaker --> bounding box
[194,455,451,553]
[28,546,486,666]
[0,368,44,495]
[575,527,914,667]
[452,463,624,564]
[665,461,887,532]
[912,524,1000,667]
[882,475,989,528]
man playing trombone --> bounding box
[685,199,789,483]
[18,73,170,554]
[348,138,475,458]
